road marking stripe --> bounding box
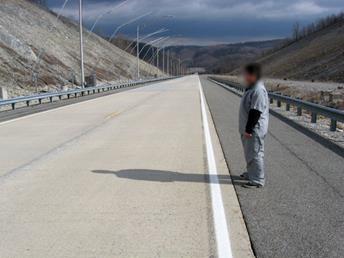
[198,76,233,258]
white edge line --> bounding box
[198,76,233,258]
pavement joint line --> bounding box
[0,81,165,127]
[198,75,233,258]
[0,92,119,126]
[0,89,164,182]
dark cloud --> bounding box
[47,0,343,45]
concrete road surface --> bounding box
[201,77,344,258]
[0,76,253,258]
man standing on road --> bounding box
[239,63,269,188]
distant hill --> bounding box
[165,40,282,74]
[0,0,161,97]
[256,14,344,82]
[111,38,282,74]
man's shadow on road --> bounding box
[91,169,246,186]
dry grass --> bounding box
[257,20,344,83]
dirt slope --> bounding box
[258,19,344,82]
[0,0,162,97]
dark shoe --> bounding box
[240,172,249,180]
[242,182,263,189]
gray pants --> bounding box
[241,134,265,186]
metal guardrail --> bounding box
[0,77,175,111]
[209,77,344,131]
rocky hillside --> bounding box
[257,16,344,82]
[0,0,162,97]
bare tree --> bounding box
[262,12,344,56]
[292,22,301,41]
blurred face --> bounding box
[243,72,258,87]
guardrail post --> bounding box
[67,94,70,99]
[311,113,317,123]
[277,100,281,107]
[330,119,337,131]
[286,103,290,111]
[26,100,30,107]
[270,98,273,104]
[50,97,53,103]
[59,95,62,100]
[12,103,15,110]
[297,106,302,116]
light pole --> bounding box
[121,15,173,79]
[86,10,111,41]
[140,37,164,57]
[171,59,176,76]
[179,59,193,76]
[108,12,152,43]
[146,37,170,74]
[125,28,168,55]
[130,29,168,79]
[157,48,161,70]
[135,27,168,79]
[142,37,169,61]
[79,0,85,87]
[141,37,169,77]
[167,50,170,76]
[174,59,179,76]
[86,0,130,41]
[136,26,140,79]
[162,47,165,74]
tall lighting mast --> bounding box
[79,0,85,87]
[136,26,140,79]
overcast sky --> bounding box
[46,0,343,45]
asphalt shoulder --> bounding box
[200,76,344,258]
